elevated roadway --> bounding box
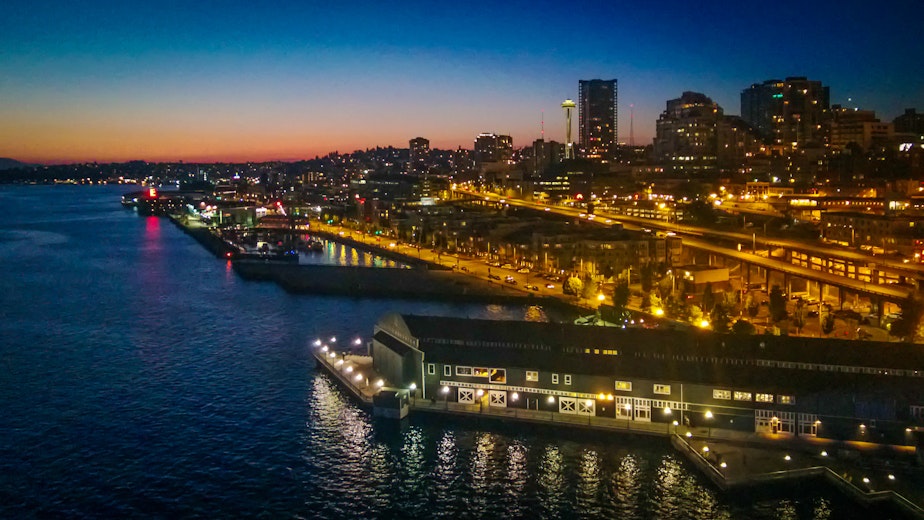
[450,189,916,303]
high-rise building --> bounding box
[826,106,893,152]
[653,91,762,174]
[741,77,829,148]
[408,137,429,174]
[578,79,618,160]
[473,133,512,170]
[894,108,924,136]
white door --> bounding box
[559,397,577,414]
[633,398,651,422]
[577,399,595,416]
[615,396,633,420]
[458,388,475,404]
[489,390,507,408]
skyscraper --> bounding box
[741,77,829,148]
[578,79,617,161]
[409,137,429,174]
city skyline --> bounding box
[1,0,922,164]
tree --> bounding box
[581,277,599,300]
[711,304,732,334]
[565,276,583,296]
[702,282,715,313]
[640,263,653,293]
[792,299,806,334]
[745,293,760,318]
[889,295,924,342]
[768,285,788,323]
[731,319,756,335]
[820,303,835,335]
[612,281,630,312]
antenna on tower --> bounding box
[629,104,635,147]
[541,110,545,141]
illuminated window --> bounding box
[526,371,538,382]
[654,384,671,395]
[552,374,559,384]
[427,363,435,375]
[472,367,490,378]
[756,393,773,403]
[734,391,752,401]
[713,389,731,400]
[615,381,632,391]
[489,369,506,384]
[779,395,795,405]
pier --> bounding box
[313,348,924,518]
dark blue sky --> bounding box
[2,0,922,162]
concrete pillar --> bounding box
[838,287,845,309]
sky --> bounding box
[1,0,922,164]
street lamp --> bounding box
[705,410,714,438]
[441,385,450,409]
[409,382,417,406]
[663,407,672,434]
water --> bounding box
[0,185,867,518]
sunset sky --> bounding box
[2,0,922,164]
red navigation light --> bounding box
[575,193,583,200]
[148,188,158,198]
[225,252,233,258]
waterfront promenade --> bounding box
[313,347,924,518]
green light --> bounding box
[772,93,783,99]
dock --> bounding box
[313,349,924,518]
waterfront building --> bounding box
[371,314,924,445]
[579,79,618,161]
[741,77,830,149]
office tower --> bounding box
[893,108,924,136]
[408,137,429,174]
[827,106,893,152]
[578,79,618,160]
[473,133,512,173]
[654,91,762,174]
[741,77,830,148]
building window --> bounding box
[489,369,506,384]
[713,389,731,400]
[911,405,924,420]
[564,374,572,386]
[654,384,671,395]
[427,363,435,375]
[526,371,539,382]
[756,393,774,403]
[734,391,752,401]
[455,366,472,376]
[552,374,559,384]
[779,395,795,405]
[443,365,451,377]
[615,381,632,391]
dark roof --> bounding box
[396,315,924,372]
[373,330,415,357]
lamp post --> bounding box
[409,383,417,407]
[705,410,714,438]
[441,385,450,410]
[663,407,673,434]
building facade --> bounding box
[579,79,618,161]
[372,314,924,445]
[741,77,830,149]
[409,137,430,174]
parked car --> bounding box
[504,276,517,285]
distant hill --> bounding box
[0,158,36,171]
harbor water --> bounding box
[0,185,871,518]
